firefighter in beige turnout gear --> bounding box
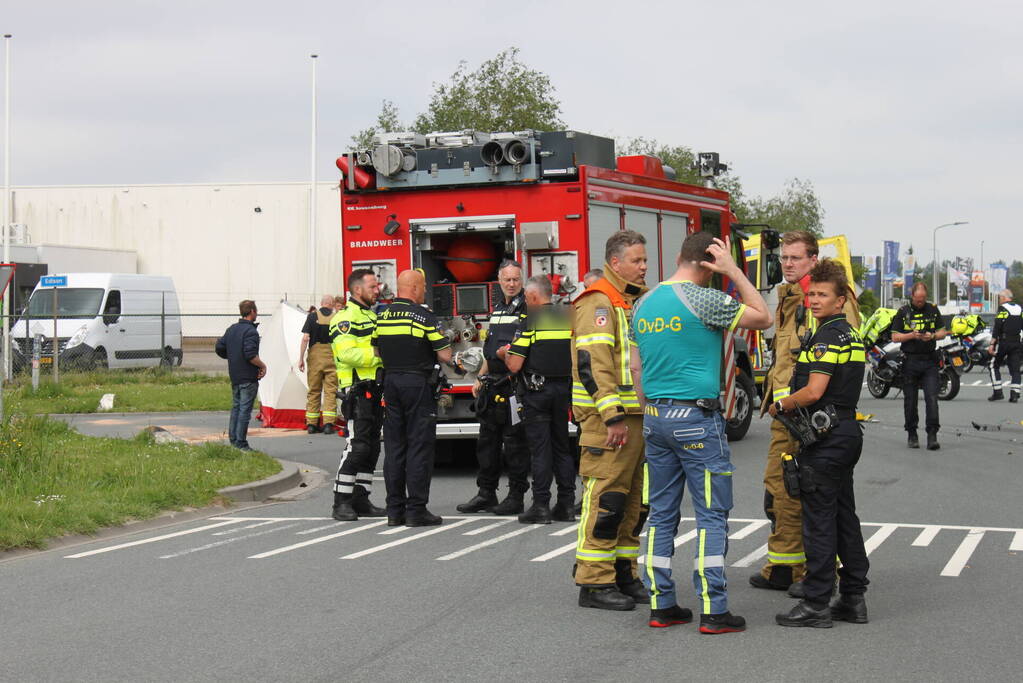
[573,230,650,612]
[753,232,860,595]
[300,294,340,434]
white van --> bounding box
[11,273,183,370]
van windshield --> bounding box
[26,288,105,318]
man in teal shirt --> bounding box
[632,231,771,633]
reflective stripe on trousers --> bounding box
[642,406,734,613]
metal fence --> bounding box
[0,311,277,382]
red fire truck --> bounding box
[336,130,762,440]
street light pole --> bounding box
[3,34,12,381]
[308,53,318,305]
[932,221,968,306]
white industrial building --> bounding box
[7,181,344,336]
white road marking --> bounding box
[972,380,984,386]
[1011,531,1023,552]
[530,541,577,562]
[160,523,301,559]
[212,520,279,536]
[249,520,388,558]
[731,543,768,567]
[550,523,580,537]
[296,522,345,535]
[340,519,474,559]
[65,520,245,558]
[674,530,698,547]
[864,524,899,556]
[437,526,537,561]
[463,520,512,536]
[729,520,769,540]
[912,526,942,546]
[941,528,986,577]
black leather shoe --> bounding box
[649,604,693,628]
[1011,392,1020,404]
[927,433,940,451]
[578,586,635,611]
[518,503,552,524]
[456,490,498,513]
[907,432,919,449]
[351,497,387,517]
[307,424,320,434]
[321,423,335,435]
[776,600,832,628]
[830,593,868,624]
[492,494,525,516]
[405,511,443,527]
[551,500,576,522]
[699,611,747,634]
[750,573,790,591]
[989,390,1004,402]
[617,578,650,604]
[387,516,405,527]
[332,503,358,522]
[787,581,804,598]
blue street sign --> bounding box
[40,275,68,287]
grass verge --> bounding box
[6,368,235,414]
[0,415,280,551]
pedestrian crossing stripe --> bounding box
[62,515,1023,578]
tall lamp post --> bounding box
[3,34,12,381]
[932,221,968,305]
[308,53,318,305]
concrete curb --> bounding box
[217,458,304,502]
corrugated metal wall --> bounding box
[10,182,343,336]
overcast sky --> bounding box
[3,0,1018,266]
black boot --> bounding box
[615,559,650,604]
[649,604,693,628]
[578,586,635,611]
[907,432,919,449]
[1011,392,1020,404]
[321,423,335,435]
[927,432,940,451]
[351,495,386,517]
[551,499,576,522]
[749,565,793,591]
[775,600,832,628]
[456,489,498,513]
[573,499,583,516]
[518,502,552,524]
[405,510,443,527]
[699,611,747,634]
[332,493,358,522]
[307,424,320,434]
[989,390,1005,401]
[492,491,525,516]
[830,593,868,623]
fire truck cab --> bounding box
[337,130,759,440]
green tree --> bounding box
[412,47,564,134]
[350,99,403,149]
[739,178,824,237]
[1009,276,1023,302]
[858,288,879,317]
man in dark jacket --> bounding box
[216,300,266,450]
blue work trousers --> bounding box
[642,404,734,614]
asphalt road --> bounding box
[6,377,1023,682]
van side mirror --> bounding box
[759,228,783,288]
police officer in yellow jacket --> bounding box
[573,230,649,611]
[330,269,386,521]
[753,231,860,597]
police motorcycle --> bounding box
[861,310,962,401]
[948,314,992,374]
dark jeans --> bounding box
[522,380,575,506]
[476,418,530,495]
[903,355,940,434]
[229,382,258,448]
[800,425,870,605]
[382,372,438,518]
